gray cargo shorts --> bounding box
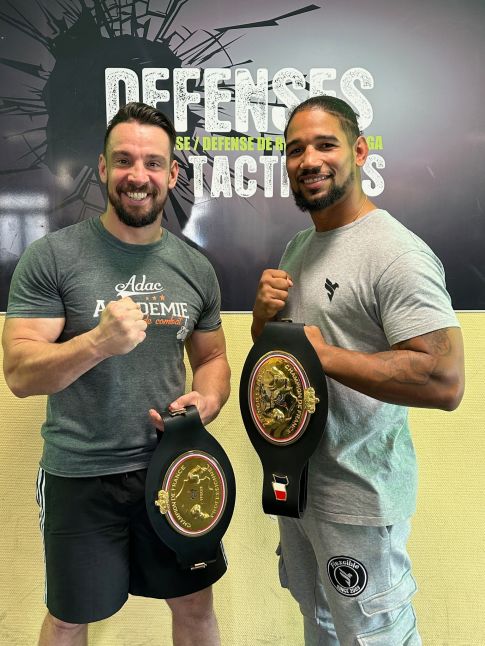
[277,513,421,646]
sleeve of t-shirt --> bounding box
[278,239,294,269]
[194,260,222,331]
[376,249,460,347]
[6,237,66,319]
[278,229,309,272]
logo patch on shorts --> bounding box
[327,556,368,597]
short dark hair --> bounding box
[103,102,176,157]
[284,96,362,145]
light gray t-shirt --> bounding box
[7,217,222,477]
[279,209,460,525]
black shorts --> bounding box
[36,468,227,624]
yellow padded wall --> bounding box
[1,313,483,645]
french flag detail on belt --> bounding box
[272,475,289,501]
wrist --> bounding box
[315,343,347,380]
[86,326,112,361]
[251,315,267,342]
[200,393,221,425]
[312,338,334,373]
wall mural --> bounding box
[1,0,484,311]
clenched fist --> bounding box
[253,269,293,320]
[94,297,147,357]
[251,269,293,340]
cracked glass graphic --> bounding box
[0,0,320,310]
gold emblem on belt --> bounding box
[155,451,226,536]
[248,351,320,445]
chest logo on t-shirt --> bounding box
[115,275,163,298]
[92,274,190,342]
[325,278,339,302]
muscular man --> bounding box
[252,96,464,645]
[2,103,230,646]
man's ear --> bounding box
[168,159,179,190]
[354,135,369,168]
[98,153,107,184]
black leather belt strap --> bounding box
[145,405,236,570]
[239,321,328,518]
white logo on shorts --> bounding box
[327,556,368,597]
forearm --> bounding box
[191,355,231,423]
[318,344,463,410]
[4,329,108,397]
[251,315,267,342]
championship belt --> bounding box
[145,405,236,570]
[239,321,328,518]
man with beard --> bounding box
[2,103,230,646]
[252,96,464,645]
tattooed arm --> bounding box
[303,326,465,410]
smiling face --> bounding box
[98,120,178,229]
[285,108,367,216]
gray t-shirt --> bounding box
[279,209,460,526]
[7,217,222,477]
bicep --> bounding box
[392,326,461,356]
[392,327,464,380]
[2,317,66,347]
[2,317,66,383]
[185,327,227,370]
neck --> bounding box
[100,209,163,244]
[311,193,374,232]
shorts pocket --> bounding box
[356,570,420,646]
[359,569,417,617]
[276,542,289,588]
[356,605,419,645]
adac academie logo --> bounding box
[92,274,190,342]
[327,556,368,597]
[325,278,339,302]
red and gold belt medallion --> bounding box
[248,351,319,445]
[155,451,227,537]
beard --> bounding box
[107,180,168,228]
[292,168,354,213]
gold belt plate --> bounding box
[248,351,319,445]
[155,451,227,537]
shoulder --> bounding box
[283,226,314,255]
[359,210,443,271]
[362,210,434,253]
[164,230,215,272]
[45,217,94,242]
[26,218,95,256]
[13,219,100,287]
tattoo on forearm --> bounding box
[377,351,432,385]
[377,328,452,386]
[421,329,452,356]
